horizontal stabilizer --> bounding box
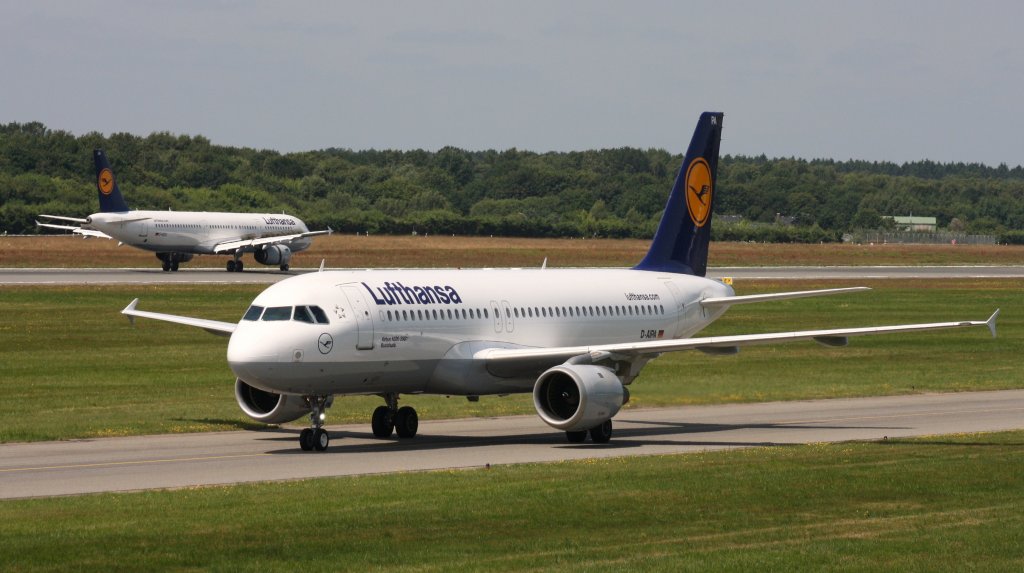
[39,214,89,224]
[700,287,871,308]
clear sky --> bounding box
[2,1,1022,165]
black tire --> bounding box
[299,428,314,451]
[171,261,179,272]
[313,428,329,451]
[394,406,419,438]
[226,260,236,272]
[162,261,171,272]
[236,260,244,272]
[589,420,613,444]
[371,406,394,438]
[566,430,588,443]
[280,264,289,271]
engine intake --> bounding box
[254,244,292,266]
[234,378,309,424]
[533,364,626,432]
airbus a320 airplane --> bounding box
[37,150,330,272]
[122,112,998,451]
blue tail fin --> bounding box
[94,149,130,213]
[633,112,723,276]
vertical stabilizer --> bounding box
[633,112,723,275]
[94,149,130,213]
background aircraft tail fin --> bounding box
[633,112,723,276]
[94,149,130,213]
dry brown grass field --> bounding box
[1,234,1022,268]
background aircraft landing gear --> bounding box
[565,420,613,444]
[226,258,244,272]
[280,264,289,271]
[162,261,171,272]
[300,395,331,451]
[170,260,179,272]
[371,393,418,439]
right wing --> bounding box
[212,228,333,253]
[122,299,236,336]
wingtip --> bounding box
[987,308,1000,338]
[122,298,139,326]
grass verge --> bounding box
[2,430,1023,571]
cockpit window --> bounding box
[242,305,264,321]
[293,306,315,324]
[310,306,329,324]
[261,306,292,321]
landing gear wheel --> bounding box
[371,406,394,438]
[170,261,179,272]
[226,260,236,272]
[589,420,613,444]
[236,260,244,272]
[313,428,329,451]
[299,428,314,451]
[162,261,171,272]
[394,406,419,438]
[280,264,289,271]
[566,430,587,443]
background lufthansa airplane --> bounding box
[123,112,998,451]
[37,150,330,272]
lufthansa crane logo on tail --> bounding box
[98,168,115,196]
[685,158,713,227]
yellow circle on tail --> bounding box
[98,168,114,196]
[685,158,713,227]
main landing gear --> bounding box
[566,420,613,444]
[161,260,179,272]
[226,258,244,272]
[371,393,418,439]
[299,395,332,451]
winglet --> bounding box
[122,298,140,326]
[987,308,1000,338]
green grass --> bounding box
[2,430,1023,571]
[0,280,1019,442]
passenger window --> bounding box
[262,306,292,321]
[242,305,264,321]
[310,306,330,324]
[293,306,315,323]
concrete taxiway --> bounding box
[2,390,1022,500]
[2,265,1024,285]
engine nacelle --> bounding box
[254,244,292,266]
[234,378,309,424]
[533,364,626,432]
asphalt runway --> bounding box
[2,390,1023,500]
[3,265,1024,285]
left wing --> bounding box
[478,310,999,372]
[121,299,236,336]
[212,228,332,254]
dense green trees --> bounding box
[2,121,1023,241]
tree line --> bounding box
[3,121,1024,243]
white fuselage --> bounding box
[227,268,734,397]
[86,210,313,254]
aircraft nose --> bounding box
[227,325,282,383]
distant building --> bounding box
[885,216,937,232]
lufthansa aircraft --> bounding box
[122,112,998,451]
[37,150,330,272]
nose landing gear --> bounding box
[299,395,332,451]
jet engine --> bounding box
[254,244,292,266]
[532,364,627,432]
[234,378,309,424]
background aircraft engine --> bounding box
[234,378,309,424]
[254,244,292,266]
[532,364,626,432]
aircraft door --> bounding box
[137,221,148,239]
[489,300,503,333]
[501,300,514,333]
[340,284,375,350]
[663,281,686,337]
